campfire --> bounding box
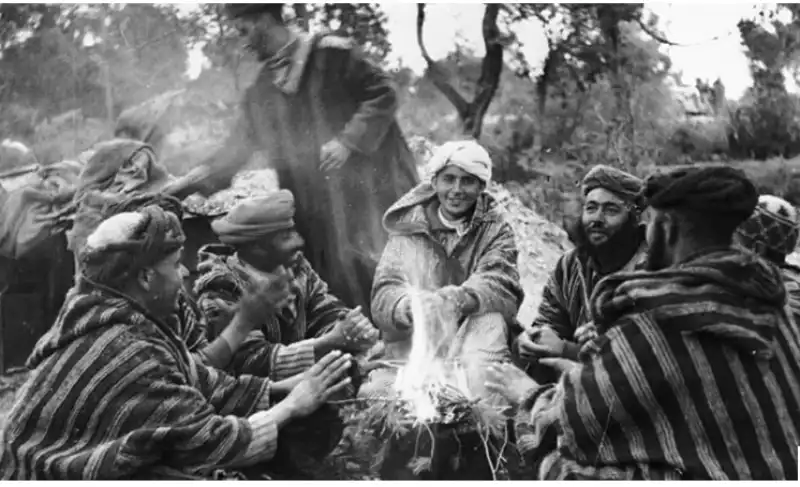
[392,286,477,426]
[354,285,511,480]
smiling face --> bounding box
[580,188,631,247]
[432,165,485,220]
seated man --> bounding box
[489,166,800,480]
[68,190,279,373]
[194,190,379,381]
[514,165,645,381]
[368,139,524,399]
[0,205,353,480]
[735,194,800,298]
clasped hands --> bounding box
[395,285,476,329]
[324,306,379,354]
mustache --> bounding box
[586,221,607,232]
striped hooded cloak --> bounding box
[0,283,282,480]
[515,249,800,480]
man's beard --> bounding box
[568,215,643,273]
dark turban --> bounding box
[211,190,296,245]
[644,165,758,223]
[80,205,186,288]
[225,3,283,20]
[582,164,644,207]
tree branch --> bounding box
[469,3,503,137]
[416,3,468,117]
[636,18,679,46]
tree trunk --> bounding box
[416,3,503,139]
[100,13,115,126]
[293,4,309,32]
[598,5,634,169]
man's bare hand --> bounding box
[486,361,540,408]
[329,306,379,353]
[319,139,352,172]
[285,351,352,418]
[538,357,579,375]
[517,327,565,362]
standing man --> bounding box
[169,4,419,316]
[514,165,646,374]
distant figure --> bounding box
[170,3,419,317]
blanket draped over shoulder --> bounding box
[515,249,800,480]
[0,282,280,480]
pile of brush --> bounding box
[395,383,478,428]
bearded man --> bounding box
[194,190,379,381]
[488,165,800,480]
[514,165,646,373]
[0,205,354,480]
[168,4,419,319]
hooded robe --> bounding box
[515,249,800,480]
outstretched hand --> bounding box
[285,351,353,418]
[486,361,540,408]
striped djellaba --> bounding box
[532,242,646,342]
[193,243,349,380]
[516,249,800,480]
[0,283,284,480]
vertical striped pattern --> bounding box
[532,243,646,340]
[517,249,800,480]
[0,288,281,480]
[193,244,348,378]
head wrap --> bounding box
[80,205,185,288]
[427,139,492,185]
[581,164,644,208]
[211,190,296,245]
[644,165,758,222]
[67,191,184,254]
[225,3,284,20]
[736,194,799,264]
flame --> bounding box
[393,285,472,424]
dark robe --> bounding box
[193,34,419,315]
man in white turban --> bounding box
[361,138,521,478]
[366,138,522,393]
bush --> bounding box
[728,91,800,160]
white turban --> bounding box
[427,139,492,184]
